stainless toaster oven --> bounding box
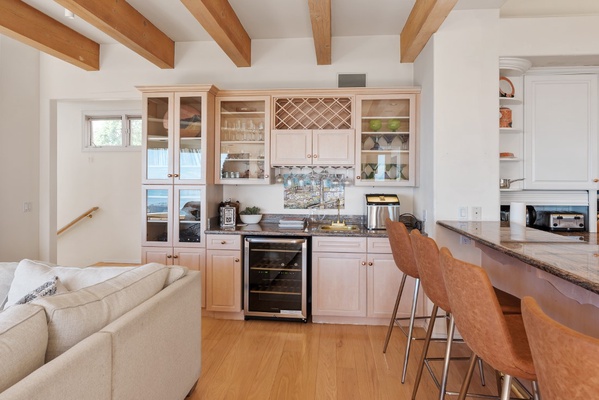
[534,212,585,231]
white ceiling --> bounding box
[19,0,599,66]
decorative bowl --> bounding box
[387,119,401,132]
[368,119,382,132]
[239,214,262,224]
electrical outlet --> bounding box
[472,206,482,220]
[458,206,468,220]
[422,209,427,222]
[23,202,32,213]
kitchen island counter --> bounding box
[438,220,599,336]
[438,220,598,295]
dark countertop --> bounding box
[205,222,390,238]
[437,220,599,295]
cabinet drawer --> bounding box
[206,234,241,250]
[312,236,367,253]
[367,237,392,254]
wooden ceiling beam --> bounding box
[181,0,251,67]
[400,0,457,63]
[0,0,99,71]
[308,0,331,65]
[54,0,175,69]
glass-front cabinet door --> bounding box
[142,185,205,247]
[215,96,271,184]
[142,89,213,185]
[143,185,172,246]
[355,94,417,186]
[174,187,205,247]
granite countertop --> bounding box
[437,220,599,295]
[205,214,389,238]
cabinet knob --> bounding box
[167,255,172,259]
[368,261,373,266]
[594,178,599,183]
[173,173,179,178]
[173,255,178,259]
[356,176,361,180]
[313,154,318,159]
[167,174,173,178]
[361,261,367,266]
[221,240,226,244]
[264,174,269,178]
[234,258,240,263]
[307,154,312,158]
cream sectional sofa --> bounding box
[0,260,201,400]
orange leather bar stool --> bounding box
[440,248,539,400]
[522,296,599,399]
[410,231,521,400]
[383,220,429,383]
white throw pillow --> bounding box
[0,304,48,392]
[165,265,188,287]
[4,259,136,309]
[0,262,18,309]
[32,263,169,362]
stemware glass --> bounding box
[342,166,353,186]
[275,166,284,184]
[330,167,340,188]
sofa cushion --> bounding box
[4,259,136,309]
[32,263,169,362]
[0,262,18,309]
[0,304,48,393]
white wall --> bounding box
[39,35,414,262]
[0,37,40,261]
[500,16,599,57]
[56,101,141,266]
[414,9,500,266]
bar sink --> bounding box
[319,225,359,231]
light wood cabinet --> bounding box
[215,95,272,184]
[140,86,217,185]
[270,129,354,166]
[524,74,598,189]
[355,93,418,186]
[205,234,242,312]
[142,247,206,307]
[311,236,403,322]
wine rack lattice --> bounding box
[274,97,352,129]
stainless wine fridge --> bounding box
[244,237,309,322]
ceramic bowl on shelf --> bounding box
[239,214,262,224]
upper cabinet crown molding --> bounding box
[499,57,532,75]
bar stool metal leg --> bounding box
[383,273,407,353]
[401,278,421,383]
[458,353,478,400]
[438,314,456,399]
[411,305,439,399]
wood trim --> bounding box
[400,0,457,63]
[181,0,251,67]
[57,207,99,235]
[308,0,331,65]
[0,0,99,71]
[55,0,175,69]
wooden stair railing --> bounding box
[57,206,99,235]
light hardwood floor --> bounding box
[189,317,508,400]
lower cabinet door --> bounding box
[367,253,403,319]
[142,247,173,265]
[312,252,367,317]
[206,250,242,312]
[174,248,206,308]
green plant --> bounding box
[240,206,261,215]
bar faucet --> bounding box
[331,199,346,227]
